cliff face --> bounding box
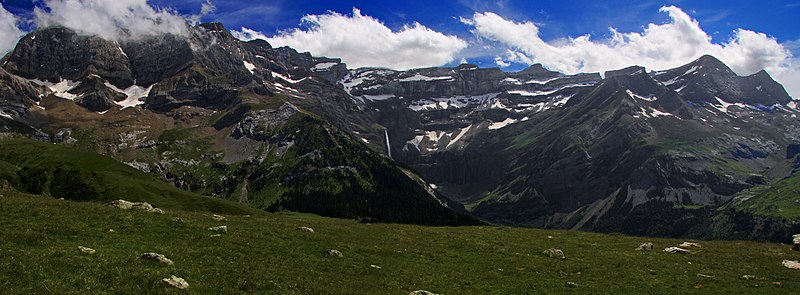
[0,22,798,236]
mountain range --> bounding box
[1,22,798,240]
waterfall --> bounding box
[384,129,392,159]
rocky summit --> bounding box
[1,21,799,240]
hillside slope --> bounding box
[1,192,799,294]
[0,137,258,215]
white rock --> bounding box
[679,242,701,248]
[162,275,189,289]
[370,264,382,269]
[783,260,800,269]
[106,199,163,214]
[742,275,756,280]
[140,252,174,265]
[208,226,228,234]
[664,247,691,254]
[78,246,96,255]
[296,226,314,233]
[131,202,153,211]
[543,248,566,260]
[106,199,134,210]
[327,249,343,257]
[212,214,227,221]
[410,291,438,295]
[793,234,800,251]
[636,242,654,251]
[148,208,165,214]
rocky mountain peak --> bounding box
[605,66,647,78]
[3,26,134,89]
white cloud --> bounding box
[33,0,190,40]
[231,27,267,41]
[232,8,467,70]
[461,6,799,98]
[494,56,510,67]
[0,4,24,56]
[188,0,216,25]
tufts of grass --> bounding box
[1,192,800,294]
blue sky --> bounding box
[4,1,799,46]
[0,0,798,96]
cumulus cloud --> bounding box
[33,0,190,40]
[188,0,216,25]
[0,4,24,56]
[494,56,510,67]
[232,8,467,70]
[461,6,798,97]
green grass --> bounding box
[1,192,799,294]
[0,138,258,215]
[737,173,800,219]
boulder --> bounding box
[162,275,189,289]
[327,250,343,257]
[297,226,314,233]
[140,252,174,265]
[664,247,691,254]
[783,260,800,270]
[106,199,135,210]
[212,214,227,221]
[742,275,756,280]
[131,202,154,211]
[792,234,800,251]
[680,242,702,248]
[636,242,654,251]
[106,199,163,214]
[370,264,382,269]
[148,208,165,214]
[78,246,96,255]
[410,291,438,295]
[543,248,566,260]
[208,226,228,234]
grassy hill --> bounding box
[1,191,799,294]
[0,138,259,215]
[735,173,800,219]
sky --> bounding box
[0,0,798,97]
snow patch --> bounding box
[29,79,80,100]
[243,61,256,74]
[524,76,561,85]
[626,89,657,101]
[272,72,307,84]
[312,62,338,71]
[488,118,518,130]
[409,93,499,112]
[362,94,395,101]
[446,125,472,148]
[507,83,593,97]
[399,74,454,82]
[104,82,153,109]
